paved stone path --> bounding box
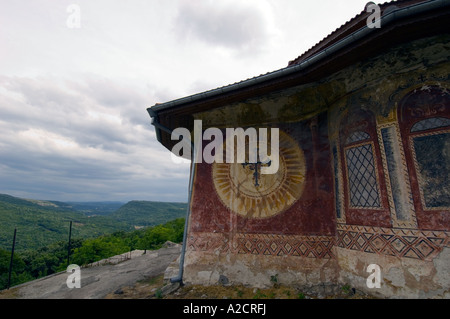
[1,244,181,299]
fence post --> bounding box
[67,221,72,266]
[7,228,17,290]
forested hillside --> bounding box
[63,201,125,216]
[0,194,187,252]
[111,201,187,227]
[0,218,185,290]
[0,194,131,252]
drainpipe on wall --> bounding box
[147,108,195,285]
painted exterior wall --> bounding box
[182,34,450,298]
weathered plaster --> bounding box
[183,35,450,298]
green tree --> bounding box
[0,218,185,289]
[137,218,184,250]
[71,236,130,266]
[20,238,84,277]
[0,248,33,290]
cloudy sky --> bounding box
[0,0,370,203]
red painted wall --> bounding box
[189,113,336,236]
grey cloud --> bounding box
[0,132,188,202]
[0,74,188,202]
[175,1,272,53]
[0,75,151,151]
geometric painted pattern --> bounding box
[187,232,231,254]
[337,224,450,261]
[236,233,335,259]
[187,232,335,259]
[188,226,450,262]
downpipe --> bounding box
[147,108,194,285]
[170,145,196,284]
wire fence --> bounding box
[85,250,146,267]
[2,221,130,290]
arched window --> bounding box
[398,85,450,230]
[340,109,391,227]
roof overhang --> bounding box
[147,0,450,152]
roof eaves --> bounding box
[148,0,448,116]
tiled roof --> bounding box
[288,0,431,66]
[150,0,447,114]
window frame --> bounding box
[397,85,450,231]
[339,109,391,227]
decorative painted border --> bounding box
[336,223,450,261]
[376,122,417,228]
[187,232,336,259]
[187,225,449,262]
[332,139,346,224]
[236,233,335,259]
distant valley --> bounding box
[0,193,187,251]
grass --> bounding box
[104,274,166,299]
[165,284,296,299]
[0,287,21,299]
[106,276,375,300]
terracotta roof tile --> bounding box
[287,0,432,66]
